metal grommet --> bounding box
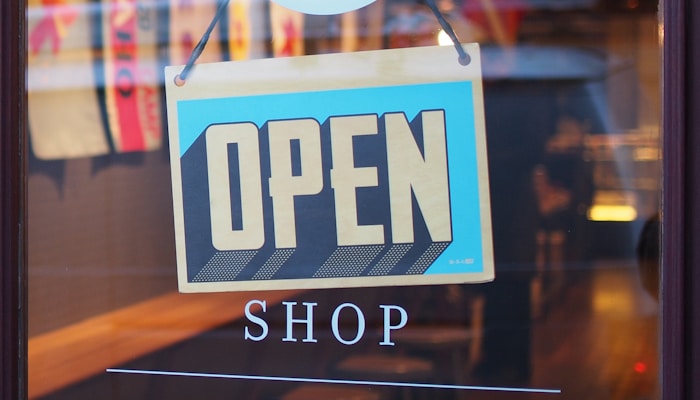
[458,53,471,66]
[174,74,187,87]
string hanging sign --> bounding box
[165,43,494,293]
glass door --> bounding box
[9,0,694,398]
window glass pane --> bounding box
[28,0,661,399]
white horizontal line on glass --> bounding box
[106,368,562,394]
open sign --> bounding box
[166,45,494,292]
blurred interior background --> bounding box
[27,0,660,398]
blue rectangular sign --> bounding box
[166,45,494,292]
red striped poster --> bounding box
[28,0,110,159]
[101,0,163,153]
[269,2,304,57]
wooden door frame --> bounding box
[662,0,700,398]
[0,0,26,399]
[1,0,699,398]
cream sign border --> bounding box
[165,44,494,292]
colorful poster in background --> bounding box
[28,0,165,159]
[101,0,163,153]
[165,45,494,293]
[28,0,111,160]
[169,0,223,65]
[226,0,266,60]
[227,0,251,60]
[27,0,374,160]
[269,2,304,57]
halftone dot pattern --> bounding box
[313,245,384,278]
[407,242,450,274]
[193,251,258,282]
[368,244,413,276]
[252,249,295,280]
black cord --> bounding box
[177,0,231,85]
[176,0,469,85]
[424,0,471,65]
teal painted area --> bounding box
[176,81,486,275]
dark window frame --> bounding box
[1,0,698,398]
[662,0,700,398]
[1,0,27,399]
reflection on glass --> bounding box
[27,0,660,399]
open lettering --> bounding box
[206,110,452,250]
